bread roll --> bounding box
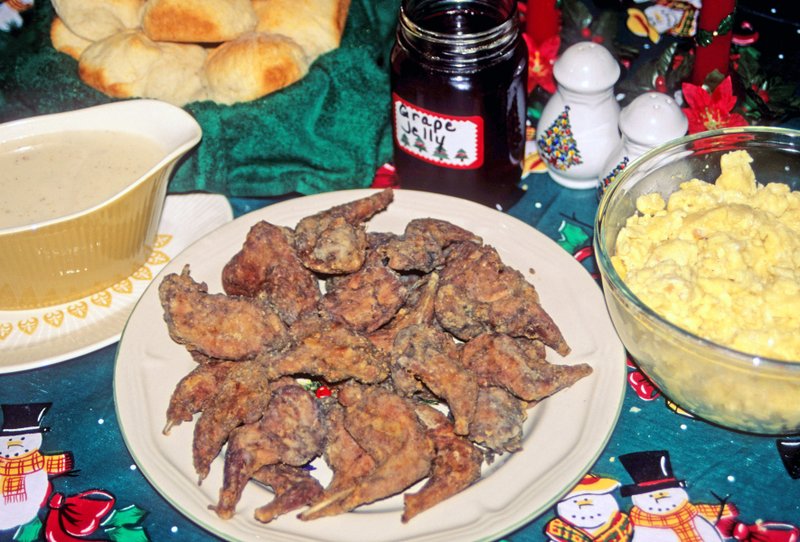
[50,16,92,60]
[78,30,209,105]
[204,32,308,105]
[252,0,350,60]
[51,0,145,41]
[142,0,257,43]
[51,0,353,104]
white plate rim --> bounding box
[0,193,233,373]
[114,189,626,542]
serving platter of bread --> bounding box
[49,0,351,105]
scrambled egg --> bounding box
[612,150,800,361]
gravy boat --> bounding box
[0,100,202,310]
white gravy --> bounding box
[0,130,165,229]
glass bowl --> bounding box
[594,126,800,435]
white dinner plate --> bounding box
[0,193,233,373]
[114,189,626,542]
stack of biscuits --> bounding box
[50,0,351,105]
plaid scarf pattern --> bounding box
[545,511,633,542]
[630,502,731,541]
[0,451,74,503]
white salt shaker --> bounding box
[597,91,688,199]
[536,41,621,189]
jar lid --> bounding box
[619,92,688,145]
[553,41,620,92]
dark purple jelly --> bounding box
[390,0,527,209]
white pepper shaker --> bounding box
[597,91,688,199]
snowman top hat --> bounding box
[0,403,52,436]
[619,450,685,497]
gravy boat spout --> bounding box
[0,99,202,310]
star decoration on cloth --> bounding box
[681,76,748,134]
[522,34,559,94]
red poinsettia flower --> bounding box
[681,76,749,134]
[522,34,559,94]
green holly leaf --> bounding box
[557,221,589,253]
[734,45,762,86]
[618,42,682,101]
[591,11,618,43]
[717,13,734,36]
[12,518,42,542]
[105,526,151,542]
[666,48,693,90]
[102,505,148,528]
[696,29,714,47]
[703,69,727,91]
[654,42,678,79]
[560,0,593,32]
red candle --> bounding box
[526,0,561,45]
[691,0,735,85]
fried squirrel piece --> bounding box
[435,242,571,356]
[321,258,408,333]
[213,382,325,520]
[368,271,439,354]
[469,386,528,454]
[159,265,290,360]
[252,464,324,524]
[392,324,478,436]
[379,218,482,273]
[402,404,484,523]
[372,273,441,399]
[192,361,273,482]
[303,399,376,513]
[461,333,592,402]
[258,310,390,384]
[294,188,394,274]
[299,381,434,520]
[164,360,237,434]
[221,221,320,325]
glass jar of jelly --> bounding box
[390,0,527,210]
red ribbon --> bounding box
[717,515,800,542]
[44,490,116,542]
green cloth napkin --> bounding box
[0,0,399,198]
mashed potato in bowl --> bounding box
[611,150,800,362]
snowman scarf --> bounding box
[545,511,633,542]
[630,502,733,541]
[0,451,73,503]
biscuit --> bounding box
[50,16,92,60]
[142,0,257,43]
[204,32,308,105]
[78,30,209,105]
[252,0,350,60]
[51,0,145,41]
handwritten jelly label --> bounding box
[392,93,484,169]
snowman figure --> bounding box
[0,0,34,31]
[620,450,734,542]
[0,403,74,532]
[545,473,633,541]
